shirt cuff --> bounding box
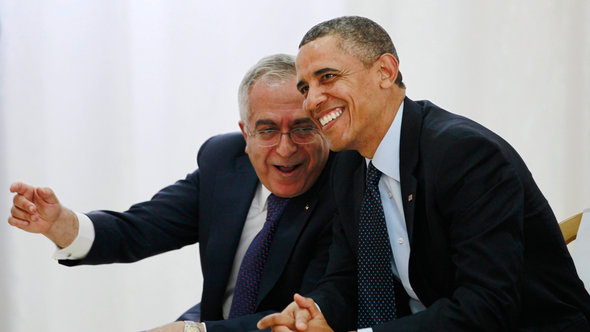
[52,212,95,260]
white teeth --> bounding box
[319,109,343,126]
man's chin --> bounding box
[269,183,306,198]
[325,136,348,152]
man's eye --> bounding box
[292,127,317,138]
[322,73,336,80]
[294,127,315,132]
[257,129,278,138]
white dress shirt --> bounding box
[359,102,425,332]
[53,211,95,260]
[54,182,273,328]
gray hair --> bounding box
[238,54,297,124]
[299,16,405,88]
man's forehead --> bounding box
[250,114,314,127]
[296,37,348,77]
[298,35,342,57]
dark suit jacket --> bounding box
[311,98,590,331]
[61,132,336,332]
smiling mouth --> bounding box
[318,108,343,127]
[275,164,301,174]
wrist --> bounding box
[184,321,204,332]
[45,208,79,248]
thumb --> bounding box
[294,294,321,318]
[293,294,311,307]
[35,187,60,205]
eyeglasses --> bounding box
[248,127,321,147]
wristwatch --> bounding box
[184,321,202,332]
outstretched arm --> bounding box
[147,321,204,332]
[8,181,79,248]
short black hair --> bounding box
[299,16,404,88]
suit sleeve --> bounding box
[203,311,272,332]
[60,167,201,266]
[308,213,358,332]
[375,134,526,331]
[59,134,237,266]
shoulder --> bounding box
[411,99,490,139]
[407,98,514,156]
[407,99,531,191]
[196,132,249,170]
[198,132,246,155]
[332,150,364,174]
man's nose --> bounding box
[304,86,326,115]
[275,132,298,157]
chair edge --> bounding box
[559,212,583,245]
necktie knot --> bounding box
[267,194,290,222]
[367,161,383,187]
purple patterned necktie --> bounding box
[228,193,290,318]
[358,161,397,328]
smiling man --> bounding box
[259,16,590,332]
[8,54,335,332]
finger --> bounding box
[294,294,321,318]
[285,306,311,331]
[294,310,311,331]
[258,313,295,330]
[35,187,59,204]
[8,216,30,228]
[11,205,34,223]
[292,293,317,330]
[13,193,37,214]
[272,327,296,332]
[9,182,35,200]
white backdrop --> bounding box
[1,1,589,331]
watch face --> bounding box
[184,321,200,332]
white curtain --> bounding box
[1,1,588,331]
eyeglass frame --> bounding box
[246,126,322,147]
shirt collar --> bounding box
[252,182,273,212]
[368,101,404,182]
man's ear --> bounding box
[376,53,400,89]
[239,121,249,154]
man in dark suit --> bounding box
[8,54,335,332]
[259,16,590,331]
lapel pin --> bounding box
[305,204,310,210]
[408,194,413,202]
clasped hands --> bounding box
[257,294,336,332]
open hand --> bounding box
[8,182,78,247]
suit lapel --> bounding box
[204,154,258,316]
[332,151,365,257]
[399,97,423,241]
[256,191,316,304]
[351,158,365,256]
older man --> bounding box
[259,16,590,332]
[9,54,335,332]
